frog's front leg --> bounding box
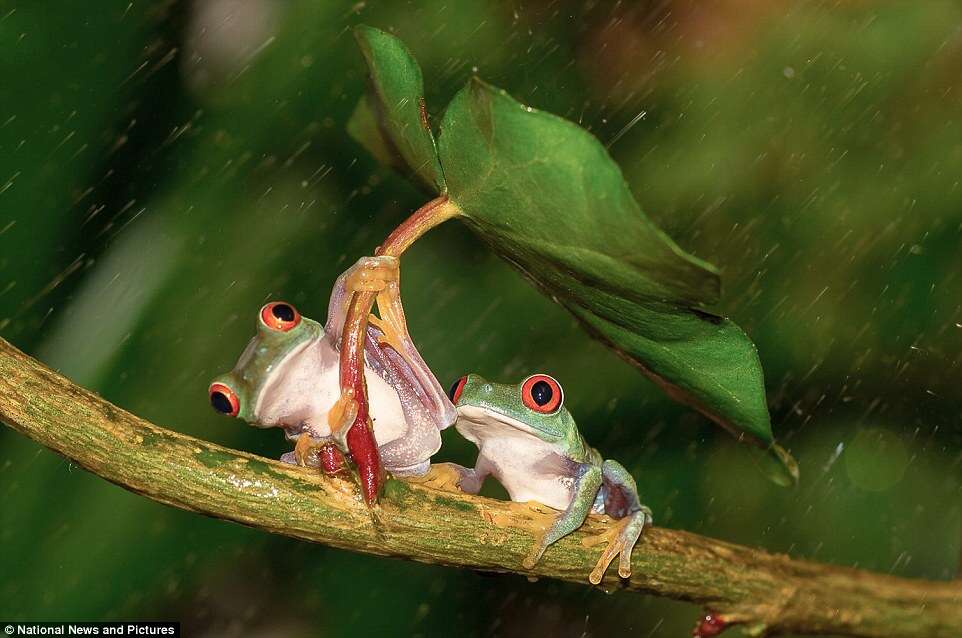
[585,459,653,584]
[452,458,492,494]
[522,463,603,570]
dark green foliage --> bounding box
[349,27,795,481]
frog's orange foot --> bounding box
[521,546,544,571]
[345,255,399,293]
[369,293,418,371]
[368,313,409,355]
[405,463,467,493]
[522,527,554,571]
[586,508,650,584]
[293,432,324,467]
[327,392,359,443]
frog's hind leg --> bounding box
[325,256,397,339]
[522,463,603,570]
[587,460,653,584]
[325,254,410,373]
[342,255,416,368]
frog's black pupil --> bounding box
[272,303,295,322]
[211,391,233,414]
[531,380,553,406]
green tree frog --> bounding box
[443,372,652,584]
[208,256,456,476]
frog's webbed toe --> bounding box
[340,255,414,364]
[586,508,650,584]
[325,255,401,349]
[402,462,466,492]
[326,391,359,445]
[522,463,603,571]
[325,256,398,340]
[280,451,312,466]
[585,459,653,583]
[368,312,414,367]
[369,280,419,371]
[293,432,320,466]
[344,255,399,293]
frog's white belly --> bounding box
[482,440,574,510]
[456,408,574,511]
[304,358,408,447]
[254,336,407,447]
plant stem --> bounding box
[337,196,459,504]
[375,196,460,258]
[0,337,959,637]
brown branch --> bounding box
[0,337,958,637]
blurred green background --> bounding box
[1,1,960,636]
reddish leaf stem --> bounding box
[318,443,348,475]
[338,196,459,504]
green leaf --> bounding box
[350,28,797,485]
[349,25,445,194]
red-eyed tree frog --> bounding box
[208,256,456,476]
[442,373,653,584]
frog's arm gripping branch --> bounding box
[521,463,601,569]
[1,338,959,638]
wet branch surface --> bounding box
[1,337,959,638]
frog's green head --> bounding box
[208,302,322,424]
[447,373,574,441]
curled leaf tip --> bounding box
[748,441,799,488]
[349,23,445,194]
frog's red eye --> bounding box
[209,382,240,417]
[521,374,563,414]
[260,301,301,332]
[448,376,468,404]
